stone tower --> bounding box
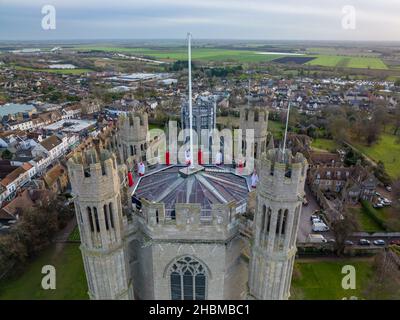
[118,112,148,167]
[239,106,269,166]
[248,148,308,300]
[68,149,133,300]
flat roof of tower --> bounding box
[133,165,250,214]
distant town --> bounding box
[0,37,399,301]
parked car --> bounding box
[303,197,308,206]
[312,217,323,224]
[312,222,329,232]
[390,239,400,246]
[359,239,371,246]
[386,186,392,192]
[374,203,384,208]
[345,240,354,246]
[308,234,327,243]
[310,214,319,221]
[373,239,385,246]
[382,198,392,205]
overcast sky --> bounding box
[1,0,399,41]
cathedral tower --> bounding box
[248,148,307,300]
[68,149,133,300]
[239,106,268,165]
[118,112,148,166]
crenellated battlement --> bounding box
[240,106,269,137]
[258,148,308,201]
[136,198,239,241]
[68,148,120,200]
[118,112,148,141]
[117,112,149,163]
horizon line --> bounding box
[1,38,400,44]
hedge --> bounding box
[360,200,388,231]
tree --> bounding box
[344,148,362,166]
[331,209,358,256]
[327,115,350,143]
[393,106,400,136]
[363,250,400,300]
[392,178,400,209]
[17,206,59,256]
[1,149,13,160]
[363,120,381,146]
[374,161,391,186]
[0,232,28,278]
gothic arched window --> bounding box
[93,207,100,232]
[170,256,207,300]
[87,207,94,232]
[109,203,115,229]
[103,204,109,230]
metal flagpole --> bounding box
[187,32,194,169]
[282,89,291,161]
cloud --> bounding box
[0,0,399,40]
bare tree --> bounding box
[331,208,358,256]
[363,250,400,300]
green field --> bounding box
[0,243,88,300]
[306,55,387,70]
[291,259,374,300]
[354,132,400,178]
[75,46,285,62]
[72,45,390,69]
[311,138,338,152]
[14,65,92,74]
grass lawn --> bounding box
[291,259,374,300]
[311,138,338,152]
[67,226,81,241]
[348,207,385,233]
[268,120,285,140]
[375,207,400,231]
[149,123,165,130]
[354,133,400,178]
[0,243,88,300]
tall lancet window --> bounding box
[170,256,207,300]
